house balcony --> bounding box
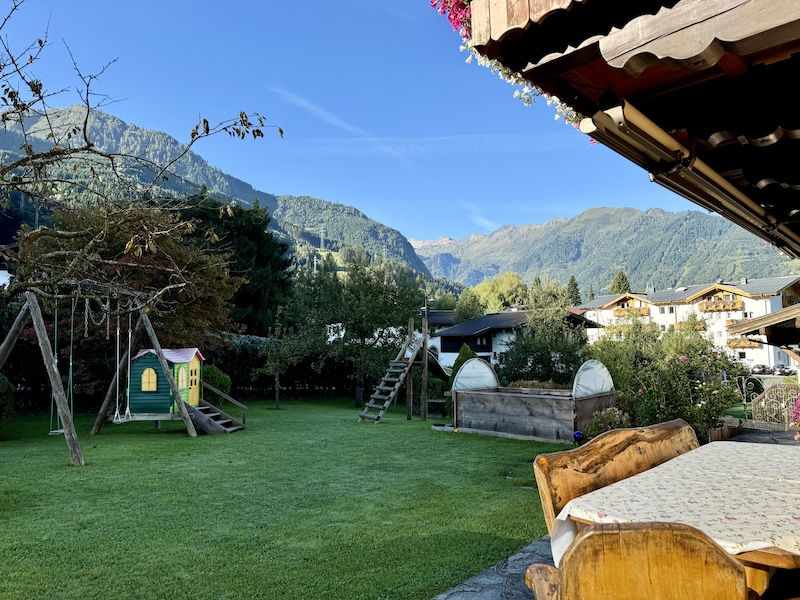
[675,320,706,331]
[612,306,650,318]
[698,298,743,313]
[602,324,631,336]
[727,337,762,349]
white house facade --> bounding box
[576,276,800,370]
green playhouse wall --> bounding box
[129,353,176,413]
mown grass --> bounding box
[0,398,566,600]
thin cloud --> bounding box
[276,132,583,158]
[268,86,414,170]
[461,201,499,231]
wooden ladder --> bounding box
[359,334,421,423]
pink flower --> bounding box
[678,355,688,362]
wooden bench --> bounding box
[533,418,699,534]
[526,522,752,600]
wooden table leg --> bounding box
[744,565,775,596]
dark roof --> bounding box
[435,311,528,337]
[425,309,456,327]
[436,310,599,338]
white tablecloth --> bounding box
[551,441,800,566]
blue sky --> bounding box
[12,0,695,240]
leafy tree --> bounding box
[432,293,457,310]
[330,250,423,406]
[182,194,291,335]
[455,288,484,323]
[588,284,595,300]
[473,272,528,313]
[585,319,745,442]
[0,0,280,321]
[499,281,586,384]
[567,275,581,305]
[609,270,632,294]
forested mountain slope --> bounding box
[411,208,797,294]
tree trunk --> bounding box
[355,372,364,407]
[274,372,280,410]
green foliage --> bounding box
[432,293,457,310]
[455,288,484,323]
[567,275,581,305]
[588,284,595,300]
[472,272,528,313]
[202,364,232,404]
[448,344,479,390]
[0,373,14,423]
[183,194,291,336]
[446,344,479,416]
[585,322,746,442]
[586,407,632,438]
[415,208,796,292]
[499,280,586,385]
[609,270,632,294]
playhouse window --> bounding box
[178,367,188,389]
[142,368,157,392]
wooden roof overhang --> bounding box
[728,303,800,347]
[470,0,800,257]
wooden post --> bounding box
[25,292,85,467]
[91,313,144,435]
[407,317,414,420]
[0,300,30,370]
[421,311,429,422]
[140,312,198,438]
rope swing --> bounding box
[112,305,132,424]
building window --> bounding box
[142,367,157,392]
[738,351,746,359]
[659,324,666,332]
[659,307,665,315]
[668,306,675,314]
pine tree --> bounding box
[588,285,595,300]
[609,270,632,294]
[567,275,581,305]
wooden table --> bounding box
[550,441,800,595]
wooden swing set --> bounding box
[0,286,210,466]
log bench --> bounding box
[533,418,699,534]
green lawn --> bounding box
[0,399,565,600]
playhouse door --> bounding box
[188,356,200,406]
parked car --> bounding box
[750,364,773,375]
[773,365,795,376]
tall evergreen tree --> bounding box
[588,284,595,300]
[609,270,632,294]
[567,275,581,305]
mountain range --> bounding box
[4,106,796,296]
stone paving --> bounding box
[431,427,798,599]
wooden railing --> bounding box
[612,306,650,318]
[727,337,761,349]
[698,298,743,312]
[201,381,248,426]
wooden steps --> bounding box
[359,335,422,423]
[187,399,246,434]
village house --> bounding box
[576,276,800,370]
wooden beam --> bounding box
[0,300,30,371]
[140,312,198,437]
[25,292,85,467]
[421,315,429,422]
[91,313,145,435]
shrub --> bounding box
[0,373,13,422]
[202,364,232,404]
[586,407,631,439]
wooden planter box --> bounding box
[454,387,616,442]
[707,422,744,442]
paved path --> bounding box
[432,428,798,599]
